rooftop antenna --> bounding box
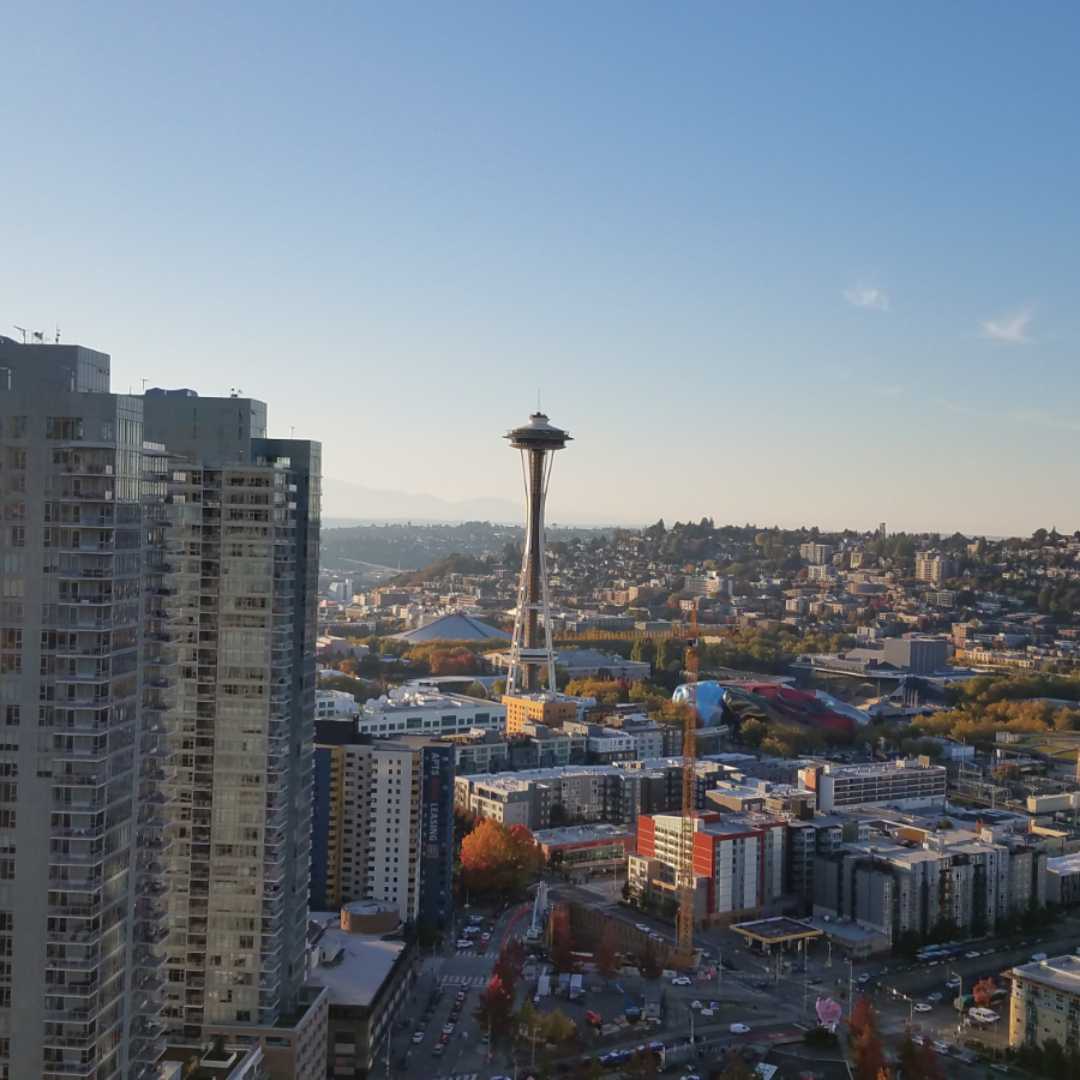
[55,326,61,344]
[537,387,542,412]
[141,378,148,393]
[13,326,27,344]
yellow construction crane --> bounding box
[675,608,699,968]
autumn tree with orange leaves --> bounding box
[973,976,996,1006]
[459,819,543,897]
[474,973,515,1041]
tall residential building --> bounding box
[799,542,835,566]
[310,728,454,934]
[0,339,169,1080]
[141,391,326,1063]
[915,552,958,585]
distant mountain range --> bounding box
[322,477,521,524]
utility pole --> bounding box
[847,958,855,1019]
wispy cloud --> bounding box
[843,284,889,311]
[982,307,1034,344]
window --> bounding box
[45,417,83,441]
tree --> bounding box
[475,973,515,1041]
[849,996,876,1041]
[539,1008,577,1044]
[715,1058,754,1080]
[550,903,575,973]
[464,680,488,699]
[852,1025,886,1080]
[739,717,766,748]
[638,937,663,979]
[494,938,526,991]
[915,1043,944,1080]
[460,818,543,897]
[595,922,619,980]
[973,976,996,1006]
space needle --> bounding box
[504,412,572,694]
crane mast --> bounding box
[675,609,699,967]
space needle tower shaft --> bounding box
[504,412,572,693]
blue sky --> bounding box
[2,3,1078,534]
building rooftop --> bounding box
[392,611,508,643]
[731,916,823,944]
[821,758,946,777]
[360,687,497,716]
[1048,852,1080,875]
[532,823,631,846]
[1012,953,1080,994]
[306,913,407,1007]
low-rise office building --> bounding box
[533,824,633,880]
[306,905,417,1080]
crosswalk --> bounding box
[440,974,487,988]
[453,948,488,959]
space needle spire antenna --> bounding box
[504,410,572,693]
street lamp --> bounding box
[949,968,963,1043]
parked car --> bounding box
[411,1031,424,1043]
[671,976,692,987]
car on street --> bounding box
[927,992,943,1003]
[701,1008,715,1018]
[932,1041,950,1055]
[857,973,870,983]
[912,1035,924,1046]
[455,939,474,948]
[481,932,491,942]
[411,1032,424,1043]
[681,1074,703,1080]
[690,1000,703,1010]
[635,923,650,932]
[442,1023,455,1035]
[965,950,981,959]
[730,1023,751,1034]
[914,1003,933,1013]
[671,975,692,986]
[946,975,961,988]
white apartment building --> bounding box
[1010,954,1080,1052]
[356,688,504,738]
[806,759,947,811]
[316,688,358,720]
